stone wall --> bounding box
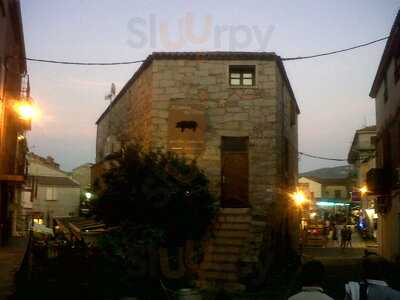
[95,55,300,281]
[150,58,298,210]
[96,65,153,162]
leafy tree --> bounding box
[93,145,218,246]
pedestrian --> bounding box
[289,260,334,300]
[346,226,353,248]
[344,256,400,300]
[332,223,338,246]
[340,226,348,249]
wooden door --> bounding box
[221,137,249,208]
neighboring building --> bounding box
[299,173,353,223]
[299,176,351,202]
[26,153,80,227]
[298,176,322,200]
[71,162,93,216]
[0,0,31,245]
[71,163,93,191]
[369,11,400,261]
[94,52,300,287]
[347,125,377,238]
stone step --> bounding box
[200,262,237,272]
[203,253,240,263]
[212,237,246,246]
[217,215,252,223]
[209,245,241,255]
[213,222,251,231]
[219,208,251,215]
[196,280,246,292]
[213,229,249,239]
[202,271,239,282]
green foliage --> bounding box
[93,145,218,246]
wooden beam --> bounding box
[0,175,25,182]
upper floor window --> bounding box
[334,190,342,199]
[46,187,57,201]
[370,136,377,146]
[229,65,255,87]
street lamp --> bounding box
[290,190,307,206]
[14,101,39,121]
[359,186,368,196]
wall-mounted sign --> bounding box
[168,108,206,156]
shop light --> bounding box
[316,201,350,207]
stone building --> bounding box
[347,126,377,238]
[94,52,300,288]
[369,10,400,261]
[0,0,31,245]
[71,163,93,191]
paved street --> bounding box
[300,231,389,300]
[0,238,28,300]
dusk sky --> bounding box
[20,1,398,172]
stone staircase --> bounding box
[197,208,252,290]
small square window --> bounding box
[229,65,255,87]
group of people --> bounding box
[331,224,353,249]
[289,257,400,300]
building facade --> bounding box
[71,163,93,191]
[94,52,300,287]
[0,0,31,245]
[347,126,377,238]
[369,11,400,261]
[26,153,81,227]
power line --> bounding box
[299,151,375,162]
[282,36,388,61]
[25,57,145,66]
[299,152,347,162]
[23,36,389,66]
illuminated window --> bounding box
[229,65,255,86]
[33,218,44,225]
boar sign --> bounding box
[176,120,198,132]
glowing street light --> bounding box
[359,186,368,195]
[14,101,39,121]
[85,192,93,200]
[290,190,307,206]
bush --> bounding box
[93,145,218,246]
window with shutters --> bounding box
[46,187,57,201]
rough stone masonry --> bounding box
[95,52,300,285]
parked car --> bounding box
[304,224,326,247]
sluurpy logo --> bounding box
[127,13,274,51]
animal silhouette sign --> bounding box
[176,120,198,132]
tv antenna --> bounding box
[105,83,116,102]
